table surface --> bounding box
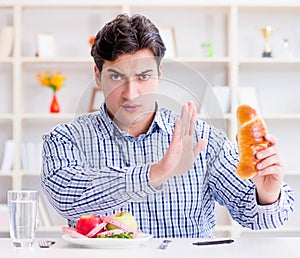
[1,236,297,258]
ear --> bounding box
[157,64,163,86]
[94,65,102,89]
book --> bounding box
[238,87,261,113]
[0,204,9,229]
[212,86,231,114]
[21,141,43,171]
[0,140,15,172]
[0,26,14,58]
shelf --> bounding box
[19,169,41,175]
[263,114,300,120]
[21,57,93,64]
[168,57,230,63]
[0,114,13,120]
[238,3,300,9]
[0,172,13,176]
[285,170,300,176]
[21,113,77,121]
[20,2,123,8]
[0,58,14,64]
[20,57,230,64]
[1,0,299,238]
[239,59,300,65]
[197,113,233,120]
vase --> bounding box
[50,93,60,113]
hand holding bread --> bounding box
[236,104,268,179]
[236,104,284,204]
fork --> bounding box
[38,240,55,248]
[158,239,172,250]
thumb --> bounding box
[193,139,207,158]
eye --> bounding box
[138,74,151,81]
[110,74,123,81]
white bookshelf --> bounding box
[0,0,299,237]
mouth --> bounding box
[122,104,141,112]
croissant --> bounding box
[236,104,268,179]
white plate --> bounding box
[62,232,153,249]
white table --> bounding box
[0,237,297,258]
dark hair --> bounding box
[91,13,166,72]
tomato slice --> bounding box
[75,214,104,236]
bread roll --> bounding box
[236,104,268,179]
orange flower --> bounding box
[36,70,66,93]
[89,36,96,46]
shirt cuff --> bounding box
[255,187,284,213]
[125,164,163,200]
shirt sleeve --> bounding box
[40,126,160,221]
[206,127,295,230]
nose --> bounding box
[122,78,139,100]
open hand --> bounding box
[150,101,206,187]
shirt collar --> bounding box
[152,106,175,136]
[97,103,175,140]
[97,104,115,139]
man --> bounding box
[41,13,294,238]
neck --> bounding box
[119,112,156,137]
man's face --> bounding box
[98,49,162,130]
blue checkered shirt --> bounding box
[41,104,294,238]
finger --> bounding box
[265,134,277,147]
[193,139,207,158]
[257,165,284,179]
[172,118,181,142]
[166,118,182,156]
[180,104,188,136]
[256,154,281,171]
[189,102,196,136]
[185,102,193,135]
[256,146,277,160]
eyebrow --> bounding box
[106,68,153,77]
[136,69,153,76]
[106,69,124,77]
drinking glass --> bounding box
[7,190,39,248]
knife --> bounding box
[158,239,172,249]
[192,239,234,246]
